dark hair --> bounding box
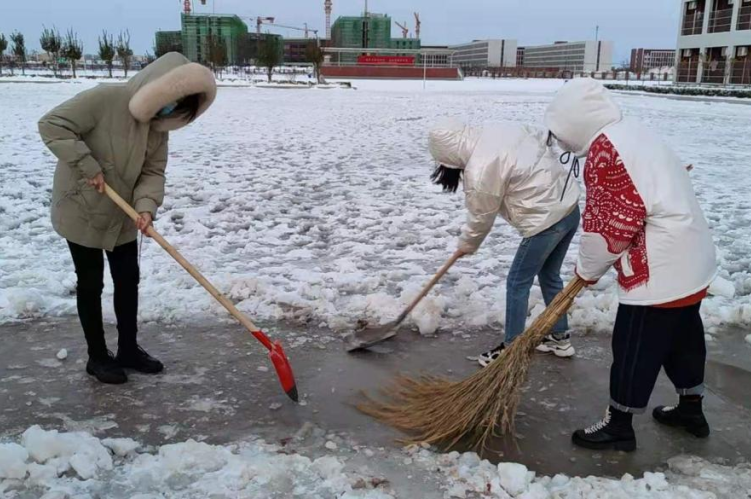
[172,93,201,122]
[430,164,463,193]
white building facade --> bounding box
[676,0,751,84]
[448,40,518,69]
[519,40,613,73]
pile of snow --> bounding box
[3,427,751,499]
[0,426,392,498]
[2,79,751,338]
[406,446,751,498]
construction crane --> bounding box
[182,0,207,14]
[324,0,333,39]
[268,22,319,38]
[395,21,409,39]
[414,12,421,39]
[257,16,275,36]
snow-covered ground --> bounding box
[2,78,750,338]
[2,425,751,498]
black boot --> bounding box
[87,351,128,385]
[653,396,710,438]
[572,407,637,452]
[116,345,164,374]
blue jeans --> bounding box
[505,206,580,344]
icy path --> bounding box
[2,425,751,498]
[1,79,750,338]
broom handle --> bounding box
[103,184,273,350]
[395,252,462,324]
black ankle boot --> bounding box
[572,407,637,452]
[116,345,164,374]
[87,351,128,385]
[653,396,710,438]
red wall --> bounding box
[321,66,462,80]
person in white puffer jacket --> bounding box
[544,79,717,452]
[428,120,580,366]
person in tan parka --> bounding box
[39,52,217,384]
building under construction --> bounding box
[156,12,285,66]
[180,13,248,64]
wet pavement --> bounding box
[1,317,750,480]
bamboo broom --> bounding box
[357,277,587,451]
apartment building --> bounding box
[630,48,677,72]
[677,0,751,84]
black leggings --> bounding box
[67,240,140,358]
[610,302,706,414]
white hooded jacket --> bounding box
[544,79,717,305]
[429,121,580,253]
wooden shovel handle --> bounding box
[104,184,270,348]
[395,252,462,324]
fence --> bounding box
[709,8,734,33]
[682,12,704,35]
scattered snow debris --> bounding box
[269,403,283,411]
[0,443,29,479]
[325,441,338,451]
[497,462,534,496]
[745,334,751,346]
[709,276,735,298]
[101,438,140,457]
[257,365,269,372]
[55,349,68,361]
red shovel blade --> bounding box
[253,330,298,402]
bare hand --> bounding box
[87,172,105,193]
[136,212,153,236]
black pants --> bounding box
[67,240,140,359]
[610,302,706,414]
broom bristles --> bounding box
[357,278,587,451]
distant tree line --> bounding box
[0,26,136,78]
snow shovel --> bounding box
[103,184,299,402]
[345,252,462,352]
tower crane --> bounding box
[256,17,275,36]
[395,21,409,39]
[414,12,421,39]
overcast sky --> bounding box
[2,0,680,63]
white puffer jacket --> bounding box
[428,120,580,254]
[544,79,717,305]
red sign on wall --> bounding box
[357,55,416,66]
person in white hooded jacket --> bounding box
[428,120,581,366]
[544,79,717,452]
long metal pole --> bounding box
[423,52,427,90]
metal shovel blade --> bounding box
[268,342,298,402]
[344,322,399,352]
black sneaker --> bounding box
[87,351,128,385]
[116,345,164,374]
[653,398,710,438]
[477,343,505,368]
[572,407,637,452]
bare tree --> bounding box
[10,32,26,75]
[207,34,228,77]
[257,36,281,83]
[98,31,116,78]
[62,29,83,78]
[117,30,134,78]
[40,26,62,77]
[305,41,325,83]
[0,34,6,76]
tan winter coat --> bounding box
[39,52,217,251]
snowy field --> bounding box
[2,77,751,497]
[1,78,751,339]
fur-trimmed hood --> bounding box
[128,52,217,132]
